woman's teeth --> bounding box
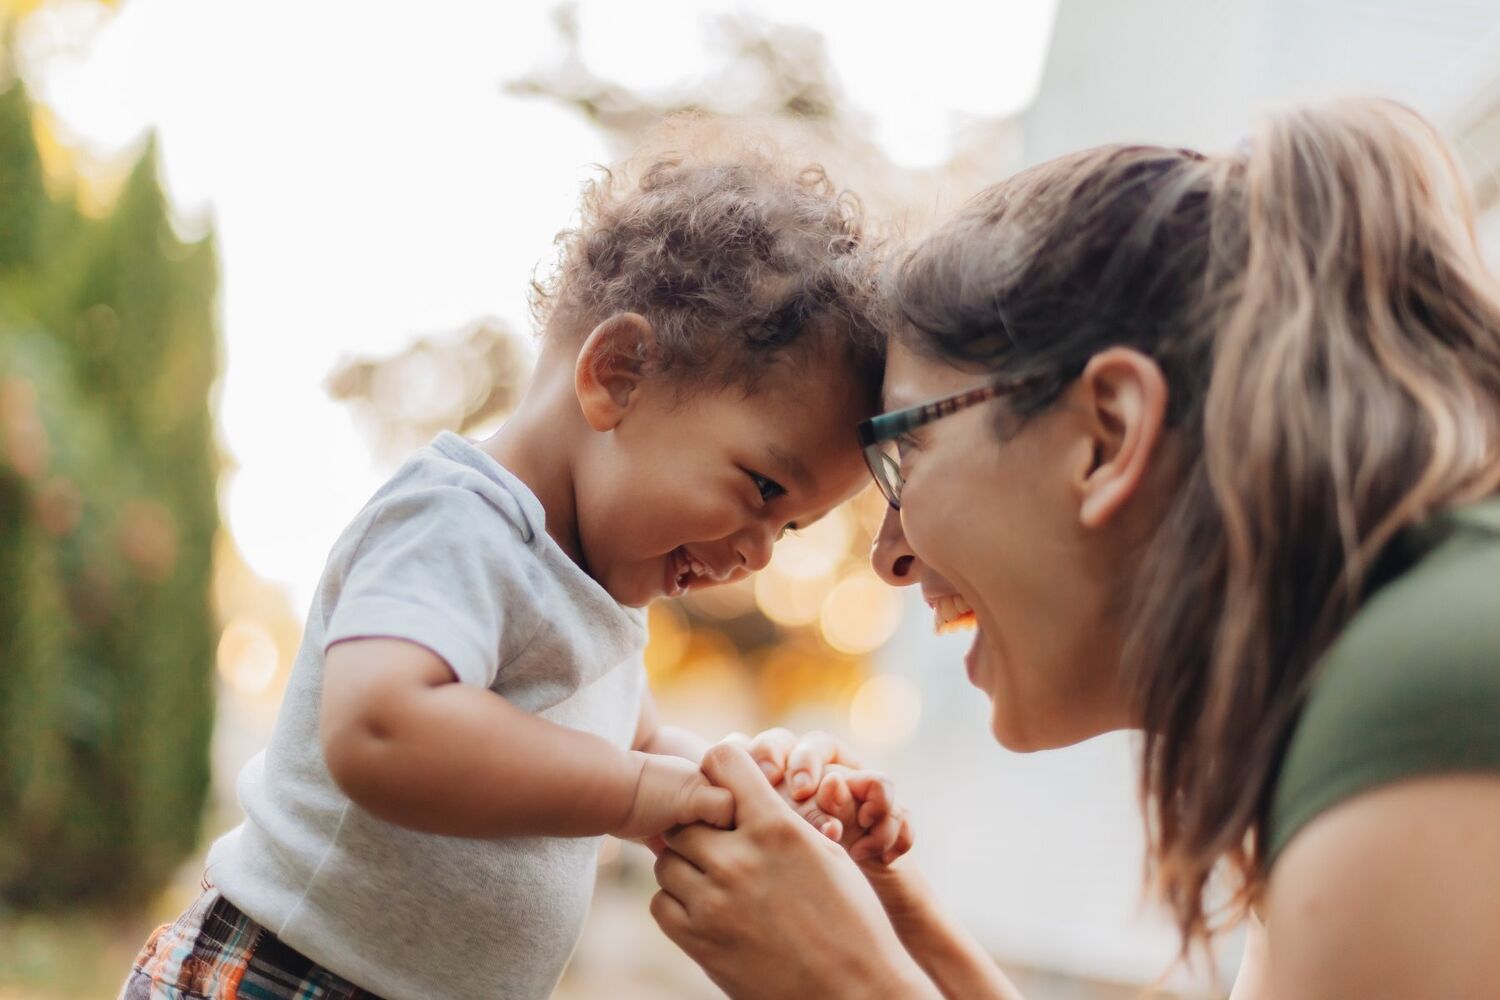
[933,594,977,634]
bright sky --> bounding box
[19,0,1057,609]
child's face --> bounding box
[573,363,872,608]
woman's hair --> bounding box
[891,98,1500,951]
[532,116,884,396]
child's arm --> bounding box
[320,637,732,839]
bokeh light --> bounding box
[818,568,903,655]
[848,673,922,750]
[643,600,690,682]
[768,505,854,580]
[754,566,837,627]
[215,619,279,697]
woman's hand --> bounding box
[735,727,916,864]
[650,743,940,1000]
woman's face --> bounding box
[871,339,1151,751]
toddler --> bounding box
[121,127,907,1000]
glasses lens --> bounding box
[863,440,903,509]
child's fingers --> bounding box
[744,727,797,785]
[850,806,906,863]
[843,771,894,828]
[881,811,915,865]
[814,771,859,832]
[796,803,843,843]
[785,731,855,801]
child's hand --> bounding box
[735,727,854,800]
[613,751,734,841]
[813,766,914,866]
[730,729,914,866]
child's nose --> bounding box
[732,522,776,573]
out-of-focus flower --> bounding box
[0,376,49,480]
[118,499,178,583]
[33,474,82,536]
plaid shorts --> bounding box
[119,885,384,1000]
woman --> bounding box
[649,98,1500,998]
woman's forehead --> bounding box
[880,340,969,409]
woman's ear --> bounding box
[1072,347,1169,528]
[575,312,655,432]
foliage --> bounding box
[0,76,220,913]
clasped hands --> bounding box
[633,727,913,865]
[641,733,938,1000]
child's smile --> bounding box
[573,366,874,609]
[664,545,735,597]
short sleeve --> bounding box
[324,486,533,689]
[1267,530,1500,866]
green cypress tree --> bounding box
[0,76,220,912]
[0,79,42,272]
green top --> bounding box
[1267,496,1500,866]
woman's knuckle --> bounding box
[760,816,802,849]
[648,891,676,928]
[702,741,738,770]
[717,853,749,888]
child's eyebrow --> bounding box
[767,444,814,494]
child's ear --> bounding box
[574,312,655,432]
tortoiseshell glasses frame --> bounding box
[856,374,1045,509]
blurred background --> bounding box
[4,0,1500,997]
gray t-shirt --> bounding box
[206,432,648,1000]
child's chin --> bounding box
[617,577,657,608]
[616,586,654,609]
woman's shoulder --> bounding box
[1266,496,1500,866]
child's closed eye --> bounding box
[747,470,787,503]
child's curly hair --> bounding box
[531,119,885,396]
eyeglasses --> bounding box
[856,374,1045,509]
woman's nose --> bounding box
[871,504,919,587]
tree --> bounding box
[0,74,220,912]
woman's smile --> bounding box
[963,629,986,688]
[930,592,977,634]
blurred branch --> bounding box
[506,4,1024,237]
[505,5,843,150]
[325,318,533,461]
